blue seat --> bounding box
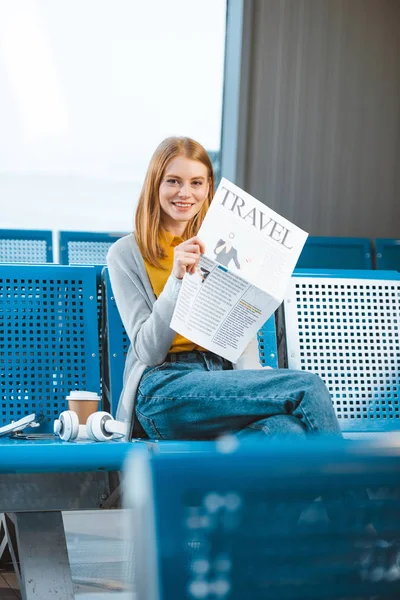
[0,264,101,433]
[257,315,277,367]
[58,232,127,403]
[125,438,400,599]
[375,238,400,271]
[0,228,53,263]
[101,267,278,420]
[0,263,130,598]
[58,230,126,265]
[102,267,130,417]
[283,269,400,433]
[296,236,372,269]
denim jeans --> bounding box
[136,350,342,440]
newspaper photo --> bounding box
[170,178,308,363]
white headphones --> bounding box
[53,410,127,442]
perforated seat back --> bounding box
[59,233,127,406]
[59,231,126,266]
[257,315,278,368]
[0,265,100,432]
[284,269,400,431]
[0,229,53,263]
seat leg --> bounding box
[0,513,20,580]
[0,513,8,565]
[14,511,74,600]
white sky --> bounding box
[0,0,226,192]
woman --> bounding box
[107,136,342,440]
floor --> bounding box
[1,510,134,600]
[0,571,20,599]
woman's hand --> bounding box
[173,236,206,279]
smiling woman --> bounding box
[106,136,344,450]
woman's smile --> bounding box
[171,201,195,211]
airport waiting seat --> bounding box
[58,232,126,402]
[296,236,373,270]
[0,263,128,595]
[124,439,400,600]
[0,228,53,263]
[101,267,278,420]
[282,269,400,434]
[58,230,126,266]
[375,239,400,271]
[0,264,101,432]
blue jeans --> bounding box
[136,350,342,440]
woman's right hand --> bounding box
[173,236,205,279]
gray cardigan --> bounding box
[107,233,183,428]
[107,233,261,435]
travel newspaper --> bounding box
[170,178,308,363]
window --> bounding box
[0,0,226,234]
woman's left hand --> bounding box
[172,236,205,279]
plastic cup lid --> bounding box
[66,391,100,401]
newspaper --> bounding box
[170,178,308,363]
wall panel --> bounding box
[242,0,400,236]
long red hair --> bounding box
[134,137,214,267]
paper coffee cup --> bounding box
[66,391,101,424]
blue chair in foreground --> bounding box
[375,239,400,271]
[0,228,53,263]
[125,439,400,600]
[296,236,373,269]
[282,269,400,434]
[102,267,278,423]
[58,230,126,265]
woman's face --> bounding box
[158,156,210,234]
